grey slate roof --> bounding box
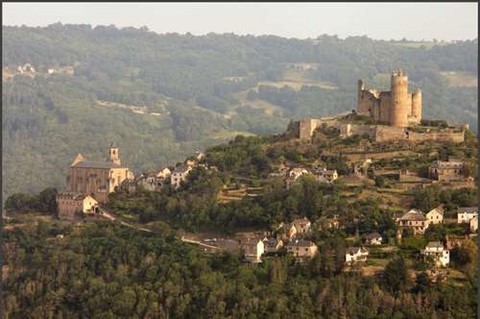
[399,209,426,221]
[457,207,477,214]
[72,160,121,169]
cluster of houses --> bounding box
[395,206,478,268]
[268,164,339,188]
[123,152,206,192]
[239,205,477,269]
[238,216,380,266]
[3,64,75,79]
[238,217,318,263]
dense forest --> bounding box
[2,221,477,319]
[2,24,477,203]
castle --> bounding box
[57,143,134,219]
[357,69,422,127]
[293,68,464,143]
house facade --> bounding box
[243,239,265,263]
[396,209,429,235]
[421,241,450,267]
[470,216,478,233]
[292,217,311,234]
[428,160,465,182]
[457,207,478,224]
[426,207,444,225]
[56,193,99,220]
[285,240,318,258]
[364,232,382,245]
[345,247,369,264]
[171,165,193,190]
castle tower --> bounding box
[389,69,410,127]
[411,89,422,124]
[108,142,121,165]
[357,79,365,113]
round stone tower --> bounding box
[411,89,422,124]
[389,69,409,127]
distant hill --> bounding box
[2,24,477,203]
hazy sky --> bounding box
[2,2,478,41]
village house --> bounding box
[156,167,172,179]
[292,217,311,234]
[56,193,99,220]
[396,209,429,235]
[470,216,478,233]
[445,234,470,250]
[345,247,369,265]
[285,239,318,259]
[428,159,465,182]
[312,167,338,183]
[171,165,193,190]
[421,241,450,267]
[425,206,444,225]
[457,207,478,224]
[263,238,284,253]
[284,223,297,239]
[242,238,265,263]
[364,232,382,245]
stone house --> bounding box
[292,217,311,234]
[284,223,297,239]
[428,159,465,182]
[312,167,338,183]
[171,165,193,190]
[396,209,429,235]
[426,206,444,225]
[56,193,98,220]
[242,239,265,263]
[421,241,450,267]
[345,247,369,264]
[457,207,478,224]
[285,240,318,259]
[263,238,284,253]
[364,232,382,245]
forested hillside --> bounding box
[2,24,477,202]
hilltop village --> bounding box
[47,69,478,285]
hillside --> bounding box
[3,121,477,318]
[2,24,478,202]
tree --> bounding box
[382,256,408,296]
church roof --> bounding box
[72,160,122,169]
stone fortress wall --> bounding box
[293,68,465,144]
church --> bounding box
[56,143,134,219]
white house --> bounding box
[345,247,369,264]
[470,216,478,233]
[426,206,444,225]
[364,232,382,245]
[457,207,477,224]
[243,239,265,263]
[292,217,311,234]
[82,195,98,214]
[288,168,309,181]
[421,241,450,267]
